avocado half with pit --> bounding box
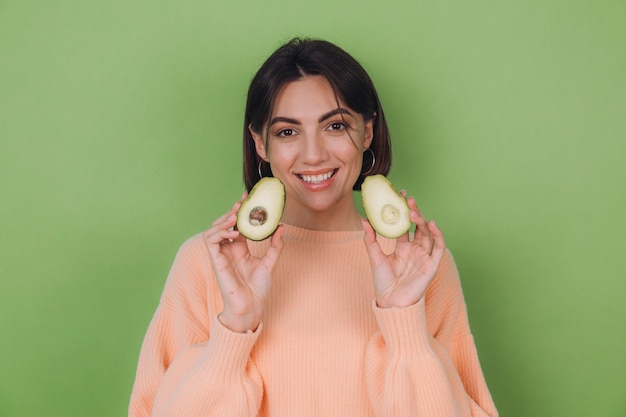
[237,177,285,241]
[362,174,411,239]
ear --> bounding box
[248,124,268,161]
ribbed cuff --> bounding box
[371,298,433,356]
[199,315,262,381]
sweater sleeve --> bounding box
[365,249,498,417]
[128,235,264,417]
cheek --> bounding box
[267,144,298,170]
[338,140,365,163]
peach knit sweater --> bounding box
[129,224,497,417]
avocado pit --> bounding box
[249,207,268,226]
[381,204,400,224]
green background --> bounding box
[1,0,624,416]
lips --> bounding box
[297,169,337,184]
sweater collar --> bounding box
[280,223,365,243]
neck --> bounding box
[280,195,364,232]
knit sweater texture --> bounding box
[129,224,498,417]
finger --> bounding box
[228,235,251,261]
[407,197,427,226]
[428,220,446,264]
[205,228,240,248]
[362,218,377,243]
[361,219,388,268]
[261,225,285,271]
[212,199,243,228]
[205,214,240,244]
[411,210,436,255]
[407,197,430,239]
[397,230,411,243]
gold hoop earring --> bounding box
[258,160,270,179]
[361,148,376,175]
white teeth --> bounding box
[300,170,335,184]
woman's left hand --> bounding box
[362,193,446,309]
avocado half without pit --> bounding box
[362,174,411,239]
[237,177,285,241]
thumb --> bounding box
[262,225,284,271]
[361,219,387,269]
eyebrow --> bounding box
[269,107,354,126]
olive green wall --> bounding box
[1,1,624,416]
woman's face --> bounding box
[250,75,373,223]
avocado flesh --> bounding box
[362,175,411,239]
[237,177,285,241]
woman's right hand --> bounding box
[204,194,284,333]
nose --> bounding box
[301,132,327,165]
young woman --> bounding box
[129,38,498,417]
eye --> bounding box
[327,122,346,132]
[276,128,295,137]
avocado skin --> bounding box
[237,177,285,241]
[362,175,411,239]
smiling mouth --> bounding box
[297,170,337,184]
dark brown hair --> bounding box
[243,37,391,191]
